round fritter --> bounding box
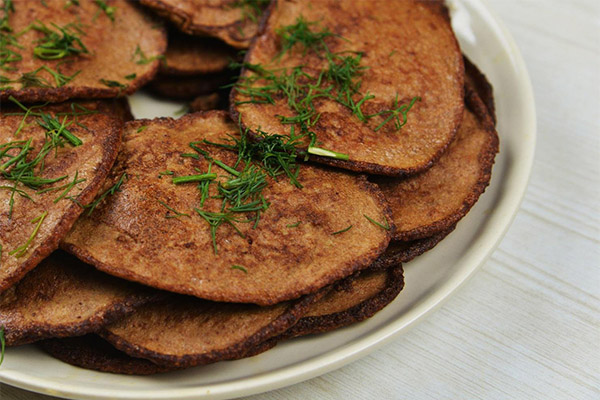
[0,251,158,346]
[41,335,174,375]
[280,265,404,339]
[101,292,316,368]
[61,111,392,305]
[232,0,464,176]
[375,85,499,241]
[140,0,268,49]
[161,32,237,76]
[0,101,122,291]
[0,0,166,103]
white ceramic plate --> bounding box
[0,0,536,398]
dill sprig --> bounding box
[231,264,248,273]
[84,172,127,215]
[158,199,190,219]
[332,224,353,235]
[231,0,269,23]
[9,211,47,257]
[4,65,81,88]
[99,78,127,92]
[132,44,164,65]
[27,20,89,60]
[275,16,334,58]
[94,0,116,22]
[369,95,421,132]
[363,214,391,231]
[0,0,22,72]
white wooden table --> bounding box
[2,0,599,399]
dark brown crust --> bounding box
[370,226,456,271]
[146,71,232,100]
[40,335,175,375]
[100,290,322,368]
[61,111,392,305]
[230,0,464,177]
[140,0,262,49]
[1,251,161,346]
[279,265,404,339]
[464,56,496,125]
[390,84,498,241]
[0,102,123,291]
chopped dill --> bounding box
[231,264,248,273]
[172,173,216,185]
[27,20,89,60]
[332,224,353,235]
[286,221,301,228]
[124,73,136,80]
[9,211,47,258]
[307,146,349,160]
[363,214,391,231]
[84,172,127,215]
[158,199,190,219]
[99,78,127,90]
[93,0,116,22]
[64,0,80,9]
[132,44,164,65]
[136,125,148,133]
[275,16,334,58]
[370,95,421,132]
[158,170,173,177]
[9,65,80,88]
[231,0,269,23]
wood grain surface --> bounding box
[1,0,598,398]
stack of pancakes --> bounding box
[0,0,498,375]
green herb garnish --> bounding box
[307,146,349,160]
[172,173,217,185]
[84,172,127,215]
[286,221,301,228]
[132,44,164,65]
[27,20,88,60]
[363,214,391,231]
[124,73,136,80]
[158,200,190,219]
[231,264,248,273]
[94,0,116,21]
[0,326,5,366]
[332,224,352,235]
[136,125,148,133]
[9,211,47,257]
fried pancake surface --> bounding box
[101,292,316,368]
[0,101,122,291]
[41,335,173,375]
[232,0,464,176]
[0,0,166,103]
[282,265,404,339]
[0,251,157,346]
[161,33,236,75]
[62,111,391,305]
[140,0,266,49]
[375,86,498,241]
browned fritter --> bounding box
[280,265,404,339]
[61,111,392,305]
[375,85,499,241]
[100,291,318,368]
[231,0,464,176]
[146,71,231,100]
[0,251,159,346]
[0,101,122,291]
[189,92,222,111]
[464,57,496,124]
[40,335,174,375]
[161,32,237,75]
[140,0,266,49]
[371,226,456,271]
[0,0,166,103]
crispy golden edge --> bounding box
[0,105,123,291]
[278,265,404,339]
[140,0,259,49]
[229,0,465,177]
[0,1,167,103]
[100,289,323,368]
[390,84,499,242]
[40,335,175,375]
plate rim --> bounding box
[0,0,537,398]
